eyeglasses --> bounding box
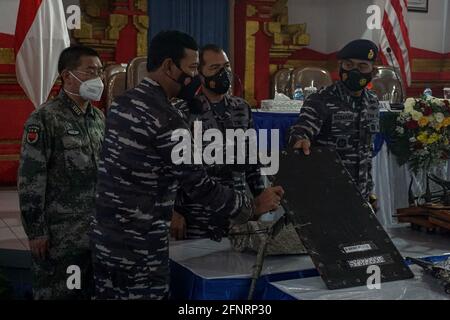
[341,60,373,73]
[72,68,105,78]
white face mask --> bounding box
[68,71,104,101]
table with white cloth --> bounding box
[251,109,450,227]
[169,238,316,300]
[169,227,449,300]
[168,110,450,300]
[263,228,450,300]
[262,263,450,300]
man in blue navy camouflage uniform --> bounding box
[171,44,266,240]
[289,39,380,207]
[90,31,284,300]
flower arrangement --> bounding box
[382,96,450,174]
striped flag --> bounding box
[14,0,70,108]
[379,0,412,86]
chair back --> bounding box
[126,56,148,89]
[371,66,406,103]
[104,64,127,110]
[272,68,293,98]
[290,67,333,96]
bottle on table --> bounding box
[293,85,304,101]
[304,86,317,100]
[443,88,450,100]
[423,88,433,100]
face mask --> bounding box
[339,67,372,92]
[68,71,104,101]
[203,67,232,95]
[169,65,201,101]
[177,74,202,101]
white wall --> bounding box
[406,0,447,53]
[288,0,379,53]
[443,0,450,52]
[287,0,329,52]
[288,0,450,54]
[0,0,20,35]
[326,0,376,52]
[0,0,80,35]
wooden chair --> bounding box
[371,66,406,103]
[272,68,293,98]
[126,56,148,89]
[104,64,127,110]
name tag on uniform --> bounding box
[332,111,355,123]
[367,106,380,133]
[67,129,80,136]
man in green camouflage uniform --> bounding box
[18,46,105,299]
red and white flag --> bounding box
[379,0,412,86]
[0,0,70,108]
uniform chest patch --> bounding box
[332,112,355,123]
[367,106,379,117]
[26,125,40,144]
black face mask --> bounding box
[202,67,232,95]
[339,67,373,92]
[177,74,201,101]
[169,64,202,101]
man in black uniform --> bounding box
[171,44,266,240]
[91,31,283,300]
[289,39,380,206]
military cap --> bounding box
[337,39,378,62]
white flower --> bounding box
[435,112,445,123]
[409,137,417,142]
[411,110,423,121]
[431,97,445,107]
[404,98,416,112]
[396,126,405,134]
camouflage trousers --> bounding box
[31,248,93,300]
[92,257,169,300]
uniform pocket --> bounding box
[62,135,85,149]
[62,135,92,173]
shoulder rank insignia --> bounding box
[368,49,375,60]
[26,125,40,144]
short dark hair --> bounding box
[199,44,224,68]
[147,30,198,72]
[58,45,100,74]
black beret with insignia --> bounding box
[337,39,378,62]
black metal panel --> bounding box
[274,147,414,290]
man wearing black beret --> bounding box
[288,39,380,210]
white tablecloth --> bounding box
[169,227,449,280]
[373,143,450,227]
[170,238,313,280]
[269,264,450,300]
